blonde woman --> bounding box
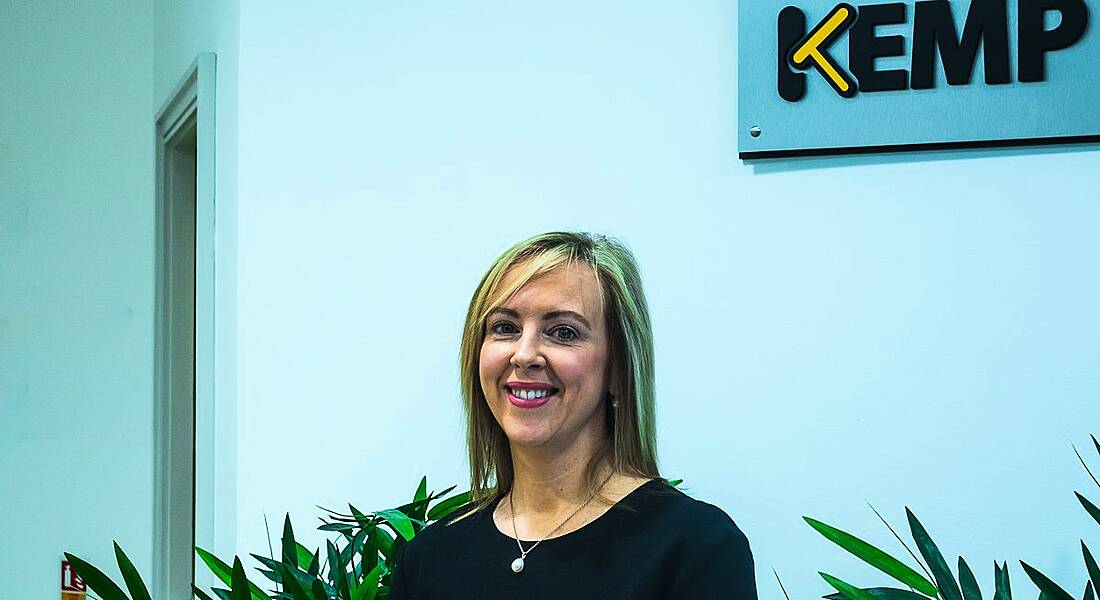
[389,232,757,599]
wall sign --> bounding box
[61,559,87,600]
[738,0,1098,158]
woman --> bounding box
[388,231,757,599]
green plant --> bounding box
[785,434,1100,600]
[66,476,470,600]
[67,476,686,600]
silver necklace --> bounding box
[506,472,615,574]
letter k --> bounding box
[789,3,859,97]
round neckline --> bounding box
[489,478,659,544]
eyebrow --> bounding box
[488,307,592,329]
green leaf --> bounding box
[774,568,792,600]
[295,542,314,573]
[996,561,1013,600]
[370,527,394,560]
[994,563,1009,600]
[414,476,428,501]
[820,572,882,600]
[112,542,152,600]
[1092,435,1100,461]
[195,547,270,600]
[193,585,218,600]
[805,516,939,597]
[668,478,683,488]
[954,554,981,598]
[1077,493,1100,529]
[283,514,299,569]
[275,563,315,600]
[907,507,961,600]
[823,587,934,600]
[63,552,130,600]
[311,578,327,600]
[306,547,320,577]
[1083,542,1100,600]
[1019,561,1075,600]
[1073,444,1100,490]
[352,563,383,600]
[327,540,345,593]
[427,492,471,522]
[868,503,936,586]
[231,557,251,600]
[960,557,982,600]
[1083,582,1094,600]
[375,509,415,541]
[348,505,375,527]
[249,554,284,581]
[196,547,233,586]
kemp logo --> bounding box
[778,0,1090,101]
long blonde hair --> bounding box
[448,231,664,524]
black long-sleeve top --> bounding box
[387,478,758,599]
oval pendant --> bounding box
[511,557,525,573]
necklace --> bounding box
[505,471,615,574]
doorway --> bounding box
[154,53,216,600]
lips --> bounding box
[506,386,558,409]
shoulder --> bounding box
[641,483,758,597]
[637,480,751,544]
[401,500,485,556]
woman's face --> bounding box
[479,261,613,454]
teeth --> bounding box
[510,387,554,400]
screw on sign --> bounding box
[61,560,87,600]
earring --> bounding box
[609,392,619,408]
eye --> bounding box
[551,326,578,342]
[490,321,518,335]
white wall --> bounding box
[233,1,1100,599]
[0,3,154,599]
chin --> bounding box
[501,423,554,447]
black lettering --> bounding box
[911,0,1010,89]
[849,2,909,92]
[1019,0,1089,82]
[778,6,808,101]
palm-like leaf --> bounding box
[112,543,151,600]
[820,572,882,600]
[63,553,130,600]
[805,516,939,596]
[1019,561,1075,600]
[994,561,1013,600]
[959,557,982,600]
[1076,493,1100,529]
[1083,542,1100,600]
[824,587,937,600]
[907,507,962,600]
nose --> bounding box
[509,326,545,371]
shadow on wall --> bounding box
[745,142,1100,175]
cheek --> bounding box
[478,343,506,387]
[556,349,607,390]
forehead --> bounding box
[495,261,604,321]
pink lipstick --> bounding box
[505,383,558,409]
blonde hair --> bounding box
[448,231,664,525]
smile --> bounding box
[506,386,558,408]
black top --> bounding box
[387,479,758,599]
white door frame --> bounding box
[153,52,219,599]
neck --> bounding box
[507,431,613,516]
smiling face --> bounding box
[479,260,614,454]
